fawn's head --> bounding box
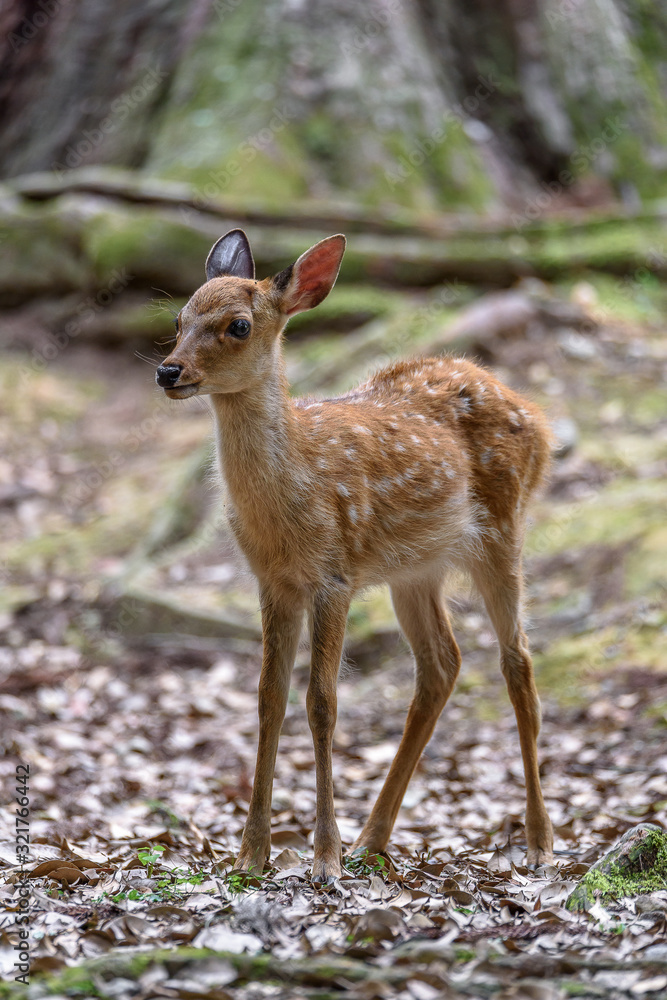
[156,229,346,398]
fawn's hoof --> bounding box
[234,840,271,875]
[311,857,342,884]
[526,845,554,868]
[232,860,265,876]
[526,815,554,868]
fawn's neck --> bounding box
[209,358,303,511]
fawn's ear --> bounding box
[206,229,255,281]
[273,235,346,316]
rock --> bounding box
[566,823,667,912]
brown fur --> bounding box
[160,234,554,880]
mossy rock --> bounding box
[567,823,667,911]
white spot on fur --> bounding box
[354,425,372,435]
[337,483,350,497]
[348,505,358,523]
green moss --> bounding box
[286,284,407,336]
[626,525,667,602]
[527,478,666,559]
[534,608,667,700]
[82,209,211,290]
[557,272,667,325]
[581,830,667,901]
[627,388,667,427]
[454,947,477,962]
[0,200,91,303]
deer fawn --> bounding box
[156,230,553,881]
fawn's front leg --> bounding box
[235,590,304,874]
[307,585,351,882]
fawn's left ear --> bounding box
[206,229,256,281]
[273,235,346,316]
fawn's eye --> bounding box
[174,316,179,332]
[227,318,251,339]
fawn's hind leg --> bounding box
[352,576,461,855]
[470,543,553,866]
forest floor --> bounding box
[0,274,666,998]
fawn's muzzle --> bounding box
[156,364,183,388]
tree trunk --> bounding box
[0,0,210,177]
[1,1,665,210]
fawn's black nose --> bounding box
[156,364,183,388]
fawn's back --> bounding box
[223,354,550,594]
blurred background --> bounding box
[0,0,666,859]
